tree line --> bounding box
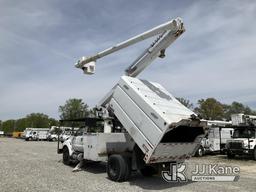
[0,113,59,133]
[176,97,256,120]
[0,99,91,133]
[0,98,255,133]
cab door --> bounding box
[72,128,87,152]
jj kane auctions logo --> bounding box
[162,163,240,182]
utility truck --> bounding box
[195,120,233,156]
[24,128,50,141]
[47,126,77,142]
[59,18,206,182]
[47,126,60,141]
[226,114,256,160]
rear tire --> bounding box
[107,154,130,182]
[140,166,157,177]
[63,147,71,165]
[124,157,131,180]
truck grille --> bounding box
[229,142,243,149]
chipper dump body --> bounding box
[110,76,205,163]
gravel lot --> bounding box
[0,137,255,192]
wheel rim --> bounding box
[198,148,202,156]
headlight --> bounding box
[243,142,248,149]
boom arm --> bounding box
[75,18,184,77]
[75,18,185,108]
[125,21,184,77]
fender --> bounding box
[63,137,74,156]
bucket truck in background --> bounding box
[226,114,256,160]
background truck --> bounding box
[47,126,76,142]
[226,114,256,160]
[47,132,58,141]
[24,128,50,141]
[59,18,206,182]
[47,126,59,141]
[12,131,24,138]
[195,120,233,156]
[0,131,4,137]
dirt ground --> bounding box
[0,138,255,192]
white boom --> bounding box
[75,18,184,77]
[75,18,185,107]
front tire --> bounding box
[195,146,204,157]
[107,154,130,182]
[63,147,71,165]
[253,147,256,161]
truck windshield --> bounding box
[233,129,255,138]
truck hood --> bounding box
[62,136,74,145]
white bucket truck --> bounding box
[226,114,256,160]
[195,120,233,156]
[59,18,206,182]
[24,128,50,141]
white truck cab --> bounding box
[60,129,79,143]
[226,127,256,160]
[25,130,38,141]
[47,133,58,141]
[226,114,256,160]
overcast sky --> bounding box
[0,0,256,120]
